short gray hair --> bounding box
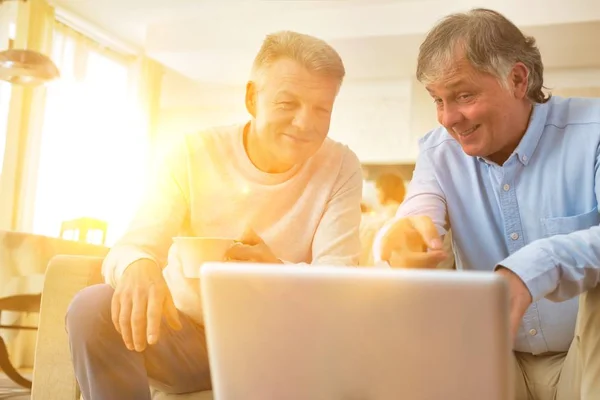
[251,30,345,87]
[417,8,550,104]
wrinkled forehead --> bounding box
[424,62,483,94]
[423,54,476,83]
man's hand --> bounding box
[496,267,533,342]
[225,228,282,264]
[374,215,448,268]
[111,259,182,352]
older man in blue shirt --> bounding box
[375,8,600,400]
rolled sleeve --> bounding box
[396,142,448,235]
[102,248,160,287]
[497,226,600,302]
[496,247,559,302]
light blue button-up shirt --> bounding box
[398,96,600,354]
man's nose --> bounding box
[291,106,313,131]
[438,105,464,128]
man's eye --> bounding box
[278,101,295,109]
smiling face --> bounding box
[245,58,339,172]
[426,58,532,165]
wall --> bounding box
[408,78,438,151]
[545,68,600,89]
[552,87,600,98]
[328,79,412,163]
[155,69,247,145]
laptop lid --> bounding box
[201,263,511,400]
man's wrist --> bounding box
[494,247,558,302]
[122,258,161,277]
[496,266,533,303]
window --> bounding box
[32,25,148,245]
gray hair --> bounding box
[417,8,550,104]
[251,30,345,87]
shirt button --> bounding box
[503,184,510,191]
[529,329,537,336]
[522,155,528,162]
[510,232,519,240]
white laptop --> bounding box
[200,263,511,400]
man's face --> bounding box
[426,58,527,163]
[247,58,339,167]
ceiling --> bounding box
[49,0,600,84]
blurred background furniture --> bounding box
[59,217,108,246]
[0,230,108,391]
[0,293,40,389]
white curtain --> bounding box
[0,82,10,175]
[32,23,151,245]
[0,1,15,182]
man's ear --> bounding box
[245,81,257,117]
[509,62,529,100]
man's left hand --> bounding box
[496,267,533,343]
[225,228,282,264]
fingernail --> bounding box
[429,238,443,250]
[148,334,157,344]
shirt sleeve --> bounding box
[497,143,600,302]
[497,226,600,302]
[102,138,191,287]
[311,149,363,266]
[371,139,449,262]
[395,143,448,235]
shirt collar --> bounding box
[513,100,550,166]
[477,99,550,167]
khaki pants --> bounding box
[513,284,600,400]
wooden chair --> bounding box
[59,217,107,246]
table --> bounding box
[0,294,41,388]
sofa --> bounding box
[31,255,213,400]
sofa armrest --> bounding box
[31,255,104,400]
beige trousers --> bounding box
[513,284,600,400]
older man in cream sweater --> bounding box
[65,31,363,400]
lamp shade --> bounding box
[0,48,60,86]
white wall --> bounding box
[409,79,438,153]
[156,69,247,144]
[328,79,412,163]
[545,68,600,89]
